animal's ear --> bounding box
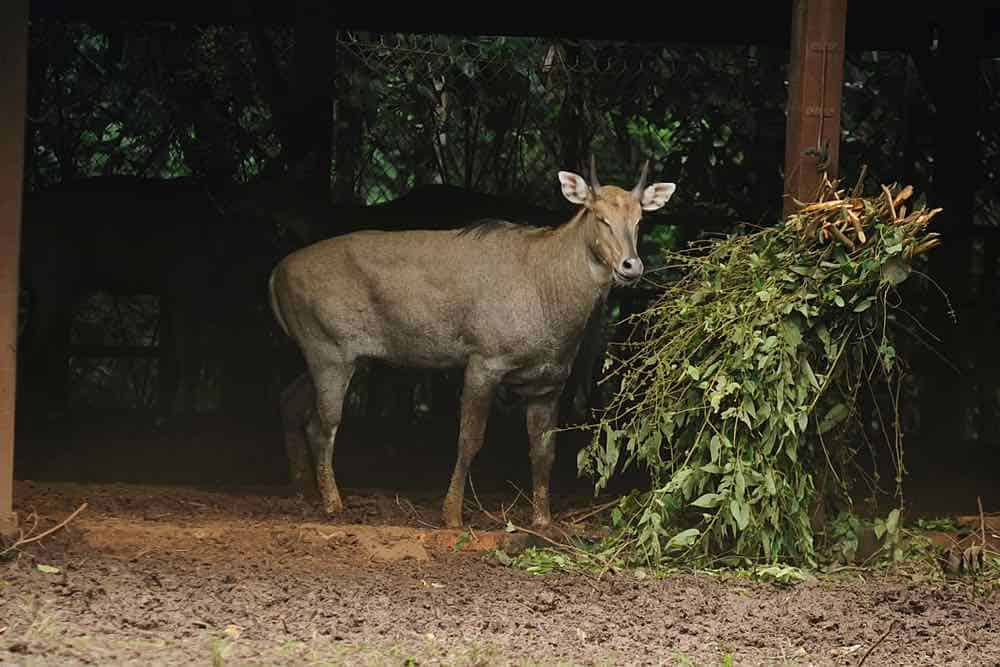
[558,171,591,205]
[640,182,676,211]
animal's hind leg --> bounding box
[279,372,319,503]
[304,360,356,515]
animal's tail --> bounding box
[268,267,290,336]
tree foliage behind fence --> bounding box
[20,22,1000,419]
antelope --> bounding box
[268,158,676,528]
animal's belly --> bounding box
[501,361,572,397]
[368,327,469,369]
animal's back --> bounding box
[271,225,557,369]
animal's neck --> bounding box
[528,208,611,339]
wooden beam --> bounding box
[783,0,848,217]
[22,1,1000,56]
[0,0,28,538]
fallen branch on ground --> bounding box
[857,619,897,667]
[1,502,88,556]
[558,499,619,524]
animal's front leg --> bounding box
[442,361,499,528]
[526,390,561,528]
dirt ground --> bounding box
[4,410,1000,666]
[2,478,999,667]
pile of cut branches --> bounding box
[577,175,943,567]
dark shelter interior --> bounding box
[9,1,1000,523]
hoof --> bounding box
[319,491,344,515]
[532,516,553,531]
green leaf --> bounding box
[816,323,832,356]
[576,446,591,475]
[762,429,777,456]
[709,434,721,463]
[879,341,897,372]
[785,438,798,463]
[881,255,912,285]
[818,403,850,434]
[833,294,845,308]
[666,467,694,494]
[885,508,900,535]
[36,564,61,574]
[755,564,806,584]
[802,359,819,390]
[781,320,802,349]
[784,413,797,435]
[730,499,750,531]
[666,528,700,550]
[492,549,513,566]
[797,412,808,433]
[765,470,777,496]
[691,287,712,304]
[734,470,746,499]
[691,493,724,509]
[452,531,471,551]
[853,296,875,313]
[647,428,662,454]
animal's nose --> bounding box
[619,256,644,279]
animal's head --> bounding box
[558,157,676,287]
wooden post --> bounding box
[783,0,848,217]
[289,0,335,193]
[0,0,28,538]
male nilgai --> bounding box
[269,161,676,528]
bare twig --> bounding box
[17,510,40,544]
[505,481,532,511]
[471,494,589,556]
[857,620,897,667]
[505,521,585,554]
[559,499,618,524]
[466,474,494,525]
[596,540,630,581]
[881,185,898,223]
[827,221,856,251]
[978,496,987,547]
[1,503,88,555]
[395,495,441,530]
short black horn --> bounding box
[632,160,650,198]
